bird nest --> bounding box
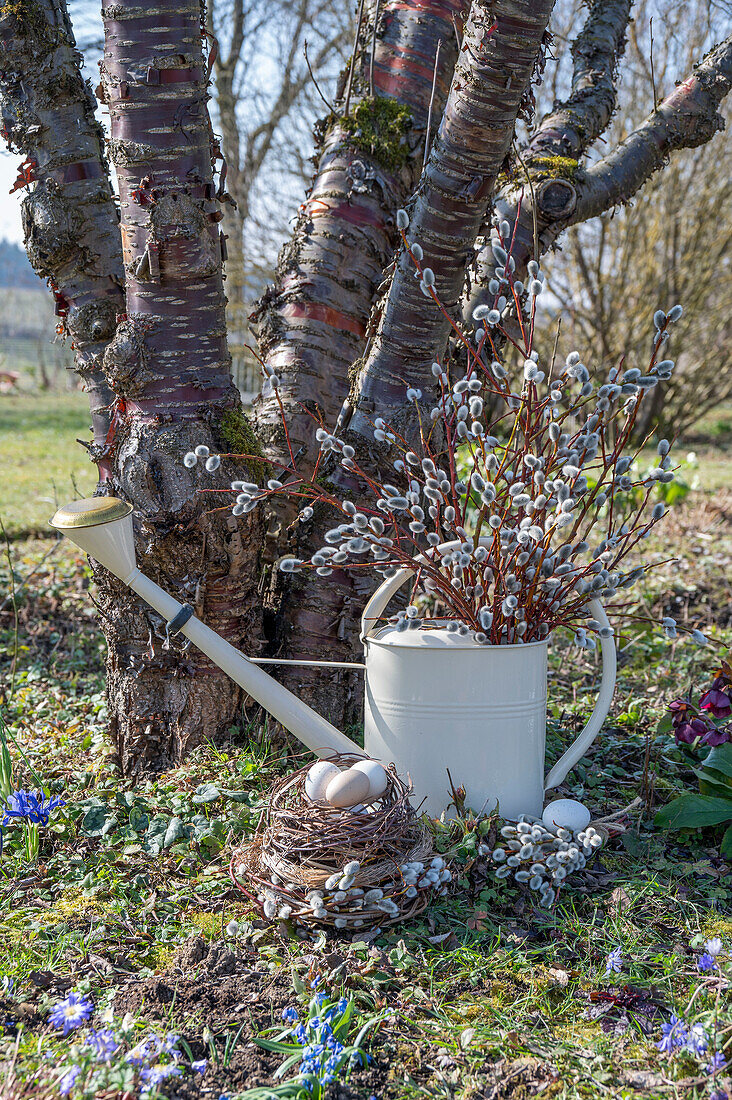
[230,753,450,936]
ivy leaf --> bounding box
[192,782,221,804]
[655,794,732,831]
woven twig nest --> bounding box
[230,754,450,935]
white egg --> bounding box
[351,759,388,800]
[325,768,371,808]
[304,760,340,803]
[542,798,591,834]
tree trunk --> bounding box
[98,0,266,774]
[0,0,124,472]
[347,0,555,438]
[249,0,464,722]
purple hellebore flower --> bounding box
[701,724,731,747]
[48,992,93,1036]
[669,698,695,721]
[674,717,710,745]
[605,948,623,974]
[59,1065,82,1096]
[698,952,717,972]
[657,1014,688,1053]
[700,688,732,719]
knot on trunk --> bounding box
[21,180,80,276]
[68,297,119,347]
[103,315,158,396]
[535,177,577,220]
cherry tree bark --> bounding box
[0,0,123,472]
[98,0,265,773]
[248,0,464,718]
[346,0,555,438]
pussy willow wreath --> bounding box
[230,754,451,935]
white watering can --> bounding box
[50,497,616,819]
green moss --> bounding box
[216,407,268,467]
[531,155,580,181]
[341,97,412,171]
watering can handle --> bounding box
[361,548,616,793]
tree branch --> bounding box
[467,0,632,319]
[346,0,555,439]
[0,0,124,476]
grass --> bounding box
[0,391,97,539]
[0,393,730,1099]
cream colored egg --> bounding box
[304,761,340,803]
[542,798,591,833]
[352,759,388,800]
[325,767,371,808]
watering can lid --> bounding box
[50,496,133,531]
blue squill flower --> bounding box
[657,1015,688,1053]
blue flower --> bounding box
[140,1063,182,1097]
[282,1006,299,1024]
[157,1031,180,1055]
[191,1059,208,1074]
[685,1023,708,1057]
[706,1052,728,1074]
[657,1015,688,1053]
[59,1065,81,1095]
[126,1036,157,1066]
[294,1023,308,1044]
[709,1092,728,1100]
[698,952,717,972]
[48,992,93,1036]
[2,789,65,828]
[605,948,623,974]
[86,1027,118,1062]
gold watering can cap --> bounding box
[50,496,133,531]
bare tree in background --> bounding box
[208,0,352,393]
[1,0,731,772]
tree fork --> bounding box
[0,0,124,472]
[249,0,464,721]
[99,0,265,773]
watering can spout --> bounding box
[49,498,360,760]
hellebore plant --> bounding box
[241,985,385,1098]
[185,208,704,652]
[656,654,732,858]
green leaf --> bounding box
[143,814,171,855]
[81,804,111,836]
[656,715,674,735]
[655,794,732,831]
[721,823,732,861]
[192,782,222,804]
[702,742,732,780]
[163,816,187,848]
[696,772,732,800]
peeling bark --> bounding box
[347,0,556,437]
[0,0,124,470]
[248,0,463,722]
[99,0,266,774]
